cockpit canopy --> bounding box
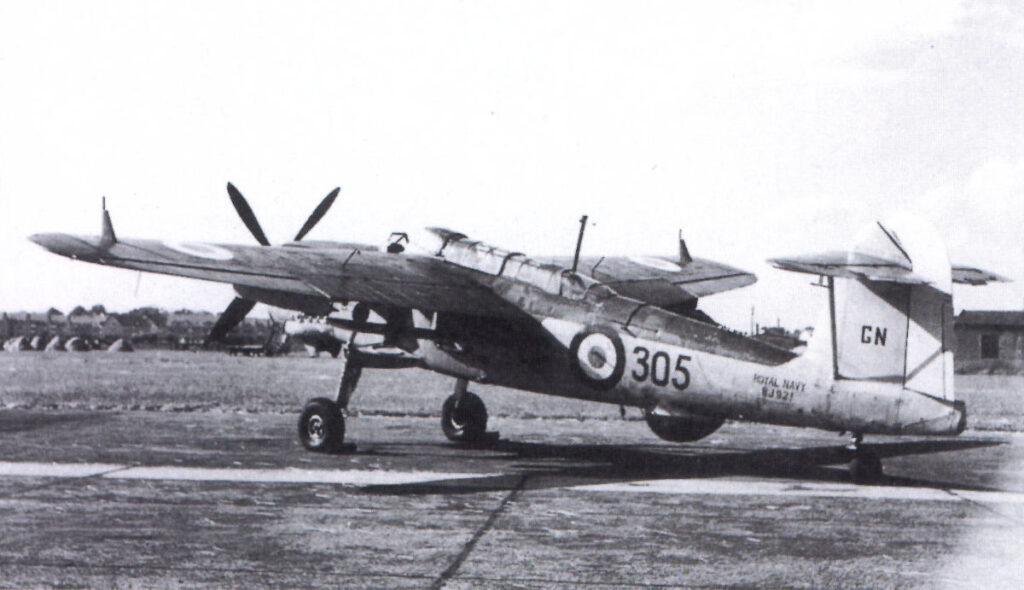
[426,228,615,301]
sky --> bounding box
[0,0,1021,331]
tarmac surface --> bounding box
[0,409,1022,589]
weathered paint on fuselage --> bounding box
[418,278,963,436]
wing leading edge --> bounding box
[538,255,757,307]
[29,233,521,318]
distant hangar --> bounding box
[955,310,1024,373]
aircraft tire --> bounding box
[849,450,883,482]
[441,392,488,442]
[298,397,346,453]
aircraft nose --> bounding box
[28,233,99,260]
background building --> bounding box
[1,306,274,351]
[954,310,1024,374]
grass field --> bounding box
[1,350,1022,431]
[0,350,608,419]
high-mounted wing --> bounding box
[29,233,521,318]
[543,255,756,308]
[424,226,756,310]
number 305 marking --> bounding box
[632,346,690,390]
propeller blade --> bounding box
[227,182,271,246]
[293,187,340,242]
[206,297,257,344]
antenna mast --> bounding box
[571,214,588,273]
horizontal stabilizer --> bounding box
[768,251,929,284]
[951,265,1011,286]
[770,252,1010,286]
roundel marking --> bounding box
[568,325,626,390]
[163,241,235,260]
[628,256,682,272]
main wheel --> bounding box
[849,450,883,482]
[298,397,346,452]
[441,392,488,442]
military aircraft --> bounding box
[30,184,1007,480]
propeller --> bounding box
[205,183,340,345]
[206,297,258,344]
[294,187,340,241]
[227,182,271,246]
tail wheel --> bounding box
[298,397,345,452]
[441,392,488,442]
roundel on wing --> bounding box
[568,325,625,390]
[627,256,682,272]
[162,240,234,261]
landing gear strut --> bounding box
[848,433,883,482]
[441,378,488,443]
[297,345,362,453]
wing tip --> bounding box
[425,227,469,242]
[952,265,1012,285]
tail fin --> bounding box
[771,217,955,401]
[831,219,954,400]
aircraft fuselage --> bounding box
[409,279,964,437]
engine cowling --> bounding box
[644,409,724,442]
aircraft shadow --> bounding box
[359,437,1004,496]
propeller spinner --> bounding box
[204,183,341,345]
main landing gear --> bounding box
[297,351,493,452]
[298,398,346,452]
[297,346,362,453]
[848,433,883,482]
[440,378,489,443]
